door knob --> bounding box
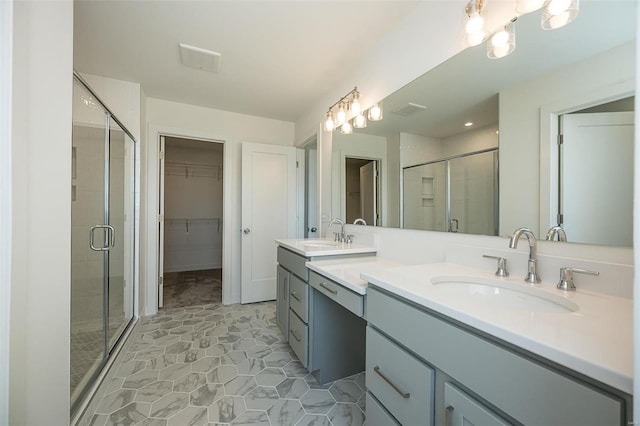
[243,228,251,234]
[309,227,317,232]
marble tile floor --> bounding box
[84,301,366,426]
[162,269,223,310]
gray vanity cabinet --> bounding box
[276,245,370,384]
[366,286,631,426]
[276,265,289,342]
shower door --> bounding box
[70,76,136,413]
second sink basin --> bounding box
[303,241,338,248]
[430,275,579,313]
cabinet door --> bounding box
[444,383,510,426]
[276,265,289,341]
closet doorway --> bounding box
[159,136,224,309]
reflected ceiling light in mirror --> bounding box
[340,121,353,134]
[516,0,546,14]
[487,19,516,59]
[542,0,579,30]
[465,0,486,46]
[353,113,367,129]
[465,122,474,127]
[368,103,383,121]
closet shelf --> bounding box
[165,161,222,180]
[165,217,222,233]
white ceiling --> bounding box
[73,1,420,122]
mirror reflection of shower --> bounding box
[402,149,498,235]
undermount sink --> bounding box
[430,275,579,313]
[302,241,338,248]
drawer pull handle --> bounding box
[373,366,410,399]
[290,291,301,302]
[319,282,338,295]
[290,329,302,342]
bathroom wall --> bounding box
[145,98,296,310]
[9,1,73,424]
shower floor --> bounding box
[162,268,222,310]
[70,321,124,398]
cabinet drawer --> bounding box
[309,270,364,317]
[444,383,509,426]
[288,274,309,323]
[367,287,624,426]
[366,392,400,426]
[277,246,309,281]
[288,310,308,367]
[366,326,434,426]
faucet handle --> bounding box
[346,234,354,244]
[482,255,509,277]
[557,267,599,291]
[333,232,341,242]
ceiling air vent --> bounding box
[179,43,221,73]
[392,102,427,117]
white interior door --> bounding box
[306,148,318,237]
[241,142,297,303]
[360,161,377,226]
[158,136,166,308]
[561,111,634,246]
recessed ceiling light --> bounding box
[464,122,474,127]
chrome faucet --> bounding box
[328,218,345,243]
[353,218,367,226]
[545,225,567,242]
[508,227,541,284]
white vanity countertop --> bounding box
[275,238,377,257]
[361,262,633,394]
[306,257,405,295]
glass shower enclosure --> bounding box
[402,149,499,235]
[70,74,137,414]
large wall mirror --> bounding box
[330,1,635,247]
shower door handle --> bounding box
[90,224,116,251]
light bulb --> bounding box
[515,0,545,13]
[491,29,509,47]
[340,121,353,135]
[547,0,571,15]
[368,103,383,121]
[336,102,346,126]
[350,92,361,116]
[353,114,367,129]
[467,31,486,47]
[465,12,484,34]
[324,111,335,132]
[487,21,515,59]
[541,0,578,30]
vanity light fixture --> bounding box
[487,18,516,59]
[323,87,382,134]
[541,0,579,30]
[465,0,487,46]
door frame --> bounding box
[339,155,382,226]
[539,79,634,234]
[146,124,232,315]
